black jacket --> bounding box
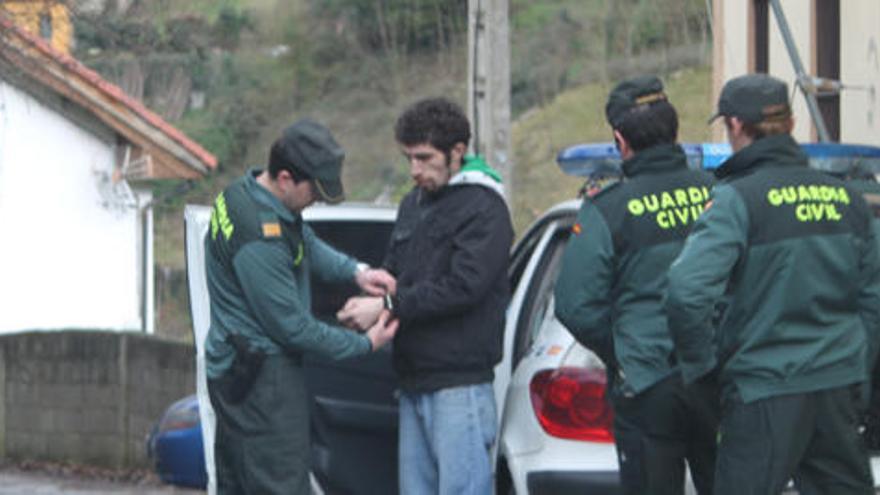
[385,183,514,392]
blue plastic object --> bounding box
[147,394,207,489]
[557,141,880,176]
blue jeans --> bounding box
[398,383,497,495]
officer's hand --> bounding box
[366,311,398,351]
[337,296,383,331]
[356,268,397,296]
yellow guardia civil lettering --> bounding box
[210,192,235,241]
[627,186,712,229]
[766,185,848,222]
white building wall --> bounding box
[767,0,812,142]
[0,80,147,332]
[840,0,880,146]
[719,0,750,81]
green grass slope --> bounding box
[511,65,713,232]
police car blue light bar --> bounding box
[800,143,880,175]
[557,142,880,177]
[556,142,732,176]
[555,143,622,177]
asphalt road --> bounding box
[0,469,204,494]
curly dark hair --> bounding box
[614,100,679,152]
[394,97,471,157]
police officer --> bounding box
[555,76,718,495]
[204,119,399,494]
[666,73,880,494]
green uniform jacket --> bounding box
[555,144,715,396]
[204,169,370,379]
[667,135,880,404]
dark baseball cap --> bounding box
[274,119,345,204]
[605,75,668,127]
[708,74,791,124]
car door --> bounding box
[304,218,399,495]
[184,205,399,495]
[494,200,580,418]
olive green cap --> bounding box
[605,75,668,127]
[708,74,791,125]
[275,119,345,204]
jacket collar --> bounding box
[714,134,807,180]
[419,155,506,203]
[621,143,688,178]
[244,168,298,224]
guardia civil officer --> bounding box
[666,73,880,494]
[554,76,718,495]
[204,119,399,494]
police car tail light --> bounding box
[529,367,614,443]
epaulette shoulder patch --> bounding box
[258,212,282,239]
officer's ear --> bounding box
[725,117,752,152]
[613,130,634,160]
[276,169,293,188]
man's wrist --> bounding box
[355,262,370,276]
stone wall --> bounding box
[0,331,195,468]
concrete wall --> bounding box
[0,331,194,468]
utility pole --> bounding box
[467,0,513,201]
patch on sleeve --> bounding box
[262,222,282,238]
[572,223,583,235]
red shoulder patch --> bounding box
[572,223,582,235]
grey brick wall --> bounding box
[0,331,195,468]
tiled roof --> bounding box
[0,14,217,175]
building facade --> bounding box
[0,15,216,334]
[712,0,879,145]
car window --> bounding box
[512,226,571,367]
[308,220,394,322]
